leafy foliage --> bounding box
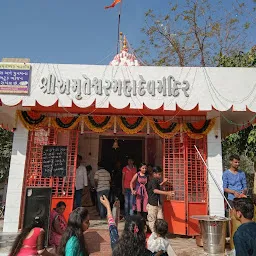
[137,0,256,67]
[0,128,13,183]
[217,47,256,67]
[221,47,256,185]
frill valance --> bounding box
[17,111,215,139]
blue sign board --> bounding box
[0,63,30,94]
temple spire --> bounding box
[119,32,123,52]
[109,33,140,66]
[122,35,128,52]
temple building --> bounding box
[0,36,256,236]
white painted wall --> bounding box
[207,111,225,217]
[2,64,256,113]
[3,120,28,232]
[78,134,99,173]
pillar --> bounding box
[207,111,225,217]
[3,120,28,232]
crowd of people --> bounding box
[10,196,175,256]
[8,153,256,255]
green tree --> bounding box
[220,47,256,194]
[217,46,256,67]
[137,0,256,67]
[0,128,13,183]
[220,47,256,161]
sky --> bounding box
[0,0,255,65]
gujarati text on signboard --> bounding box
[0,63,30,94]
[42,146,67,178]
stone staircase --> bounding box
[0,233,17,248]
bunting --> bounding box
[17,111,216,139]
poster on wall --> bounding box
[0,63,31,94]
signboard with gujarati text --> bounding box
[0,63,30,94]
[42,145,67,178]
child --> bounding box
[233,197,256,255]
[130,163,148,217]
[148,219,176,256]
[147,166,174,232]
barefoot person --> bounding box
[147,166,174,232]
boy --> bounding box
[122,157,137,217]
[147,166,174,232]
[233,197,256,256]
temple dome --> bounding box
[109,34,141,66]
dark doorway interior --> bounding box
[100,137,145,172]
[99,137,144,214]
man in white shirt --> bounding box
[75,155,88,208]
[94,161,111,219]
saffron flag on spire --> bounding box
[105,0,121,9]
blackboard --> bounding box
[42,146,67,178]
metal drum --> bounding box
[191,215,230,255]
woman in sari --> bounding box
[49,201,67,249]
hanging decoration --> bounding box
[18,111,49,130]
[114,116,117,134]
[53,116,80,130]
[150,118,181,138]
[84,116,114,132]
[17,111,215,139]
[146,119,150,135]
[112,138,119,150]
[117,116,146,134]
[80,116,85,134]
[184,118,216,139]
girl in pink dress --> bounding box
[10,217,54,256]
[130,163,148,216]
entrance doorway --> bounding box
[99,136,145,171]
[163,134,208,236]
[99,136,145,213]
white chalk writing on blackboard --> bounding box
[42,146,67,178]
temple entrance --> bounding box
[163,134,208,236]
[99,136,145,171]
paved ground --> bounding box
[0,207,234,256]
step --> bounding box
[0,233,17,248]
